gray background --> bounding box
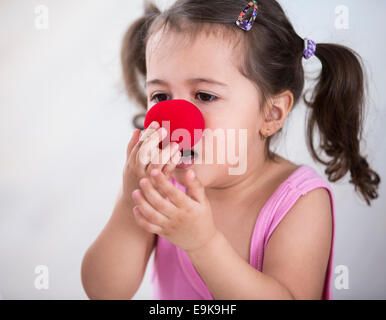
[0,0,385,299]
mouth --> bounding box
[176,148,198,168]
[180,148,198,159]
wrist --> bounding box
[116,189,136,210]
[186,230,224,260]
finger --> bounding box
[182,169,206,204]
[150,169,193,209]
[147,141,179,177]
[146,141,179,194]
[139,121,160,143]
[133,206,163,234]
[129,121,160,161]
[131,189,169,226]
[126,129,141,159]
[139,177,177,218]
[163,146,182,177]
[136,127,168,172]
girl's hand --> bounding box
[122,122,181,203]
[131,168,219,254]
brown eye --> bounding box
[151,93,170,103]
[150,92,218,103]
[196,92,217,102]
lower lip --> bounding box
[176,155,196,169]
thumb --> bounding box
[184,169,206,203]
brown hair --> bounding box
[120,0,380,206]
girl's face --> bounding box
[145,29,267,188]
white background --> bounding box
[0,0,385,299]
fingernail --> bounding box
[132,189,140,198]
[150,121,159,129]
[151,169,159,177]
[171,142,179,152]
[139,178,147,187]
[189,170,195,180]
[160,127,167,136]
[171,149,181,164]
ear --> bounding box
[260,90,294,137]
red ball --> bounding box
[144,99,205,151]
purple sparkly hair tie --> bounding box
[235,1,259,31]
[303,38,317,59]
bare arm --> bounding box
[81,123,181,299]
[81,187,156,299]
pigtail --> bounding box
[304,43,381,206]
[121,0,161,129]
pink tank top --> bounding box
[151,164,335,300]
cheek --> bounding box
[196,104,261,158]
[198,116,255,158]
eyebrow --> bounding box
[145,78,228,88]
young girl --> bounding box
[81,0,381,300]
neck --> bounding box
[205,153,276,211]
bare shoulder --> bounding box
[262,185,333,299]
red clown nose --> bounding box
[144,99,205,151]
